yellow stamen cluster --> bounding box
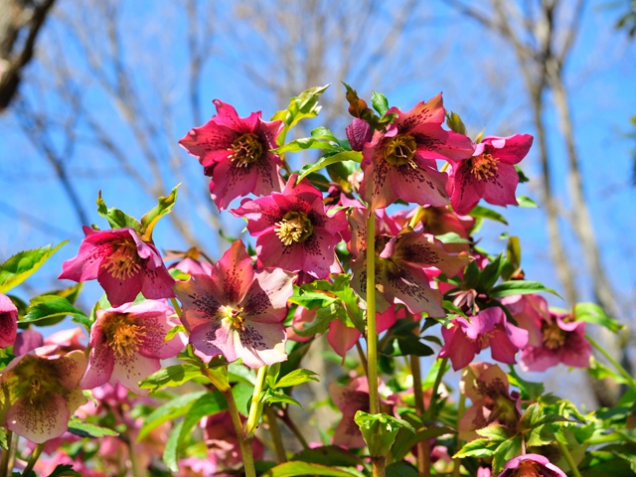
[229,133,263,167]
[382,134,418,168]
[103,313,146,358]
[101,239,142,280]
[470,153,499,181]
[542,321,567,350]
[274,211,314,246]
[219,305,246,331]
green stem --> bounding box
[411,356,430,477]
[222,387,257,477]
[22,443,44,477]
[453,393,466,477]
[366,210,380,415]
[426,358,448,419]
[265,405,287,463]
[587,334,636,391]
[246,366,268,437]
[169,297,182,316]
[371,456,387,477]
[355,341,368,375]
[557,440,583,477]
[0,430,13,477]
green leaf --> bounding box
[137,391,206,441]
[517,195,538,208]
[468,205,509,225]
[163,418,184,472]
[264,390,303,408]
[67,418,118,438]
[96,191,142,232]
[588,356,627,384]
[297,151,363,183]
[515,165,530,183]
[0,242,67,293]
[490,280,560,298]
[446,111,467,136]
[492,436,523,473]
[164,324,186,342]
[289,286,338,310]
[435,232,471,244]
[264,461,360,477]
[274,137,341,154]
[382,335,434,357]
[355,411,414,458]
[139,364,203,392]
[476,424,512,441]
[274,368,319,388]
[518,403,542,431]
[271,85,330,146]
[386,462,419,477]
[454,438,498,458]
[507,366,545,401]
[233,383,255,416]
[46,464,83,477]
[311,126,339,142]
[477,253,506,291]
[291,303,340,338]
[0,428,7,451]
[140,184,180,241]
[23,295,91,329]
[392,426,455,461]
[501,236,522,281]
[575,302,623,333]
[371,92,389,116]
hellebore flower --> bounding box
[439,307,529,370]
[0,349,87,443]
[346,118,372,152]
[0,293,18,348]
[360,93,474,210]
[59,227,175,307]
[518,310,591,372]
[349,208,470,317]
[165,248,213,276]
[82,300,186,393]
[459,363,521,441]
[179,100,284,210]
[202,411,264,467]
[448,134,533,215]
[174,240,295,368]
[502,294,549,348]
[499,454,566,477]
[232,176,348,281]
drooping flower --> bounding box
[439,307,529,370]
[59,227,175,307]
[518,309,591,372]
[0,293,18,348]
[174,240,294,368]
[82,300,186,393]
[165,248,213,276]
[499,454,566,477]
[360,94,474,210]
[0,349,87,443]
[179,100,284,210]
[447,134,533,215]
[349,207,470,316]
[202,411,264,467]
[232,176,348,281]
[459,363,521,441]
[502,294,549,348]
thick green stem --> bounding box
[0,430,13,477]
[411,355,430,477]
[557,440,583,477]
[169,297,182,316]
[222,387,257,477]
[587,334,636,391]
[366,210,380,415]
[264,405,287,463]
[246,366,268,436]
[22,443,45,477]
[426,358,448,419]
[453,393,466,477]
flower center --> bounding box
[542,321,567,350]
[382,134,418,168]
[514,461,541,477]
[470,153,499,181]
[219,305,246,331]
[230,133,263,167]
[274,211,314,246]
[101,238,142,280]
[103,313,146,358]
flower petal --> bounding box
[111,352,161,393]
[481,162,519,207]
[7,394,70,443]
[236,321,287,368]
[242,269,294,324]
[175,273,225,332]
[328,319,361,358]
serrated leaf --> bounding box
[138,391,206,441]
[0,242,67,293]
[274,368,319,388]
[476,424,513,441]
[454,438,498,458]
[490,281,560,298]
[265,390,303,408]
[435,232,471,244]
[291,303,340,338]
[139,364,203,392]
[163,418,184,472]
[371,92,389,116]
[274,137,341,154]
[96,191,142,232]
[575,302,623,333]
[289,286,338,310]
[67,418,118,438]
[492,436,523,473]
[140,184,180,241]
[297,151,362,183]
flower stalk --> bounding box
[0,430,13,477]
[246,366,268,437]
[366,210,380,415]
[586,334,636,391]
[556,440,583,477]
[22,443,45,477]
[411,355,431,477]
[264,405,287,463]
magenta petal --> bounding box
[97,266,143,307]
[256,231,303,272]
[484,134,533,165]
[82,325,115,390]
[135,312,186,359]
[439,324,479,370]
[209,158,258,210]
[393,95,445,132]
[0,293,18,348]
[481,162,519,207]
[13,328,43,355]
[175,273,225,332]
[7,394,70,444]
[141,266,176,301]
[58,228,111,282]
[490,326,523,364]
[179,122,236,167]
[252,153,284,196]
[450,161,486,215]
[215,241,255,304]
[301,230,340,279]
[243,269,294,324]
[328,319,361,358]
[231,195,283,236]
[519,346,560,372]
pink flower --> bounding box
[13,328,44,355]
[0,293,17,348]
[202,411,264,467]
[179,100,284,210]
[499,454,566,477]
[439,307,529,370]
[518,309,592,372]
[459,363,521,441]
[59,227,175,307]
[232,176,348,281]
[360,94,474,210]
[448,134,533,215]
[165,248,213,276]
[346,118,372,152]
[477,467,492,477]
[349,208,470,316]
[82,300,186,393]
[0,349,87,443]
[287,306,315,343]
[174,240,295,368]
